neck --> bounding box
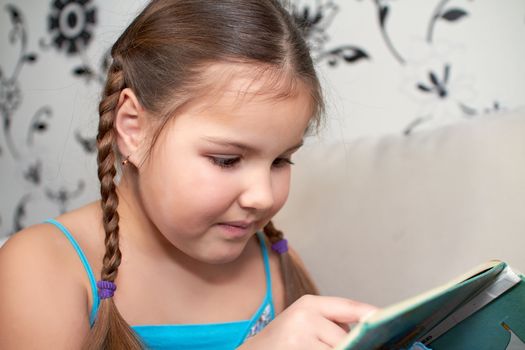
[115,174,172,257]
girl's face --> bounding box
[136,66,314,264]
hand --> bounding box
[238,295,377,350]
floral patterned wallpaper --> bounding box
[1,0,524,240]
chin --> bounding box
[202,240,249,265]
[205,255,239,265]
[205,249,244,264]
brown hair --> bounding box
[87,0,322,348]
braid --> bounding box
[97,60,126,282]
[262,220,284,244]
[97,62,124,282]
[263,221,319,307]
[83,61,144,350]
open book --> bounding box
[334,260,525,350]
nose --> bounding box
[238,169,274,212]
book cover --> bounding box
[334,260,525,350]
[429,273,525,349]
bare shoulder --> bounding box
[0,222,91,348]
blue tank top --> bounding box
[45,218,276,349]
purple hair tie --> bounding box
[271,239,288,254]
[97,280,117,299]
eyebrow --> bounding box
[202,136,304,154]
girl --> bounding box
[0,0,375,349]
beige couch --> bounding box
[274,111,525,307]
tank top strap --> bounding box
[255,231,274,308]
[235,231,275,343]
[44,219,99,326]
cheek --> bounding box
[143,157,237,226]
[271,169,292,214]
[182,164,238,214]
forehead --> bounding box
[159,63,314,151]
[192,61,315,111]
[166,62,313,122]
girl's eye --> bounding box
[208,156,294,169]
[209,156,240,169]
[272,157,294,168]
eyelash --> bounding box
[208,156,294,169]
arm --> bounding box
[0,225,91,349]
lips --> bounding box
[220,221,253,229]
[216,220,255,238]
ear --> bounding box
[115,88,147,164]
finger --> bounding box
[336,322,350,333]
[317,342,332,350]
[308,296,378,324]
[316,317,350,348]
